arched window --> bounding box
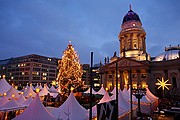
[172,77,177,88]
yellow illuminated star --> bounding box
[156,78,171,90]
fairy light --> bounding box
[12,94,15,98]
[56,42,84,96]
[36,88,40,93]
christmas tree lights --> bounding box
[57,42,83,96]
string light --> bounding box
[57,42,84,96]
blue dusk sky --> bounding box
[0,0,180,64]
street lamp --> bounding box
[132,85,146,119]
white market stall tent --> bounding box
[6,86,20,99]
[21,97,33,106]
[99,91,112,104]
[0,98,25,112]
[0,79,11,95]
[51,92,89,120]
[123,87,159,115]
[23,85,36,98]
[83,87,97,94]
[95,86,106,95]
[89,91,112,117]
[0,96,9,107]
[13,93,56,120]
[49,86,58,93]
[16,95,26,104]
[39,86,50,97]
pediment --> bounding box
[107,57,148,68]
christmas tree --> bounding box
[57,41,83,96]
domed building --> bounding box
[153,46,180,61]
[100,6,180,98]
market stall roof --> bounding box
[0,96,9,107]
[23,85,36,98]
[13,94,56,120]
[0,78,11,95]
[51,92,88,120]
[96,86,106,95]
[83,87,97,94]
[6,86,20,99]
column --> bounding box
[136,70,141,87]
[111,71,115,90]
[104,71,108,88]
[120,71,124,90]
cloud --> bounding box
[0,0,179,64]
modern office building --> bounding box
[82,64,101,91]
[0,54,59,86]
[0,54,101,89]
[100,7,180,98]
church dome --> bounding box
[153,46,180,61]
[122,9,141,24]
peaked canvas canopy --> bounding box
[98,92,112,104]
[16,95,26,104]
[39,83,43,90]
[39,86,50,97]
[13,94,56,120]
[0,79,11,95]
[35,84,39,90]
[30,84,35,91]
[83,87,97,94]
[110,86,117,95]
[23,86,36,98]
[6,86,20,99]
[0,98,24,111]
[0,96,9,107]
[21,97,33,106]
[146,87,158,101]
[96,86,106,95]
[90,92,112,117]
[44,84,49,90]
[49,86,58,93]
[51,92,88,120]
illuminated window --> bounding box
[22,72,25,75]
[48,58,51,61]
[11,76,14,79]
[133,84,137,89]
[43,73,47,76]
[94,83,100,87]
[42,77,47,80]
[94,78,98,81]
[141,74,146,78]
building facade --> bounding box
[101,7,180,98]
[82,64,101,91]
[0,54,101,89]
[0,54,59,86]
